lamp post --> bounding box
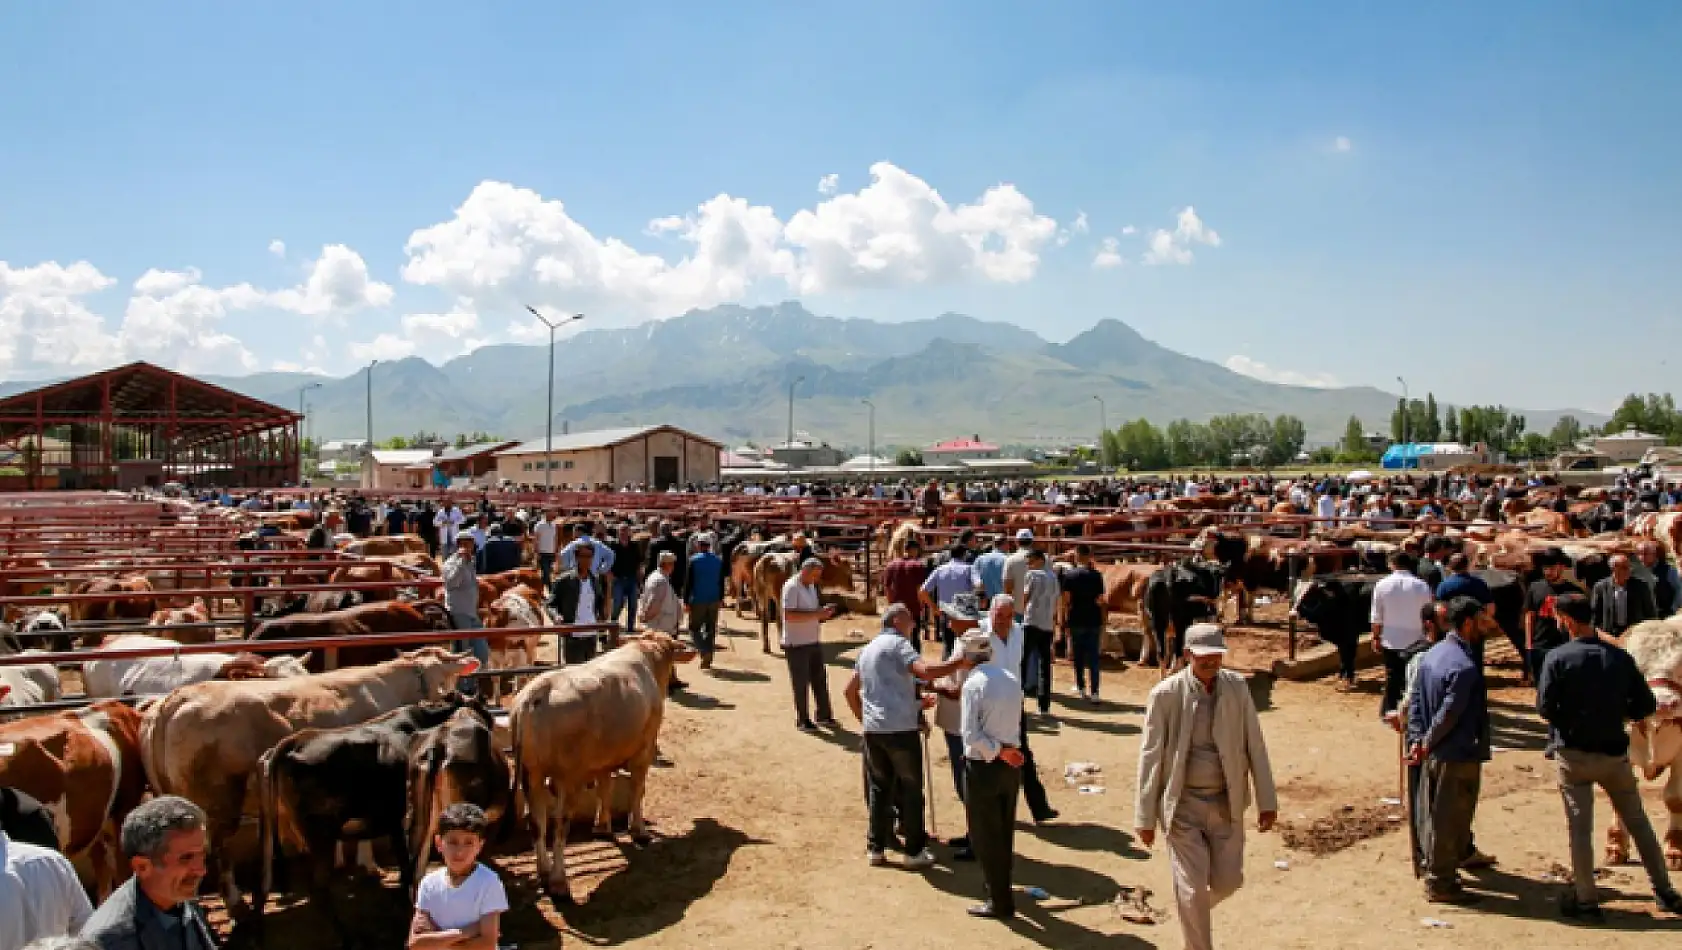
[298,382,321,481]
[1092,394,1108,469]
[1396,375,1410,446]
[364,360,377,490]
[862,399,875,475]
[787,375,805,450]
[526,306,586,494]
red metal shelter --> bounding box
[0,362,301,490]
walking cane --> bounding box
[1401,728,1420,879]
[922,719,940,841]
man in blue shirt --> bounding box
[920,553,980,655]
[561,523,616,578]
[1405,596,1493,905]
[683,534,725,668]
[972,536,1012,603]
[1433,554,1492,609]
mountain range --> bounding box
[4,302,1605,450]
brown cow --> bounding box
[509,634,695,902]
[482,584,549,702]
[340,534,429,557]
[145,597,216,645]
[480,567,544,604]
[69,576,157,642]
[748,551,854,652]
[248,599,456,672]
[0,701,146,899]
[141,646,479,915]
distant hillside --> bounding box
[1,302,1607,449]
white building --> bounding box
[924,436,1000,465]
[1591,427,1666,463]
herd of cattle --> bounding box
[2,489,1681,935]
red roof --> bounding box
[928,437,999,452]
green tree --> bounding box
[1423,393,1442,441]
[1607,393,1682,444]
[380,436,410,450]
[1549,415,1583,448]
[894,448,924,466]
[1268,414,1307,465]
[1309,446,1338,464]
[1099,429,1122,469]
[1444,405,1460,442]
[1341,416,1367,456]
[1115,418,1170,470]
[1516,432,1553,459]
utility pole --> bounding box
[298,381,321,481]
[364,361,377,489]
[526,306,585,494]
[1397,376,1410,446]
[1092,394,1108,469]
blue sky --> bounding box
[1,2,1677,411]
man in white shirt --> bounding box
[531,509,559,588]
[434,502,465,552]
[1316,491,1337,523]
[548,543,609,664]
[1371,550,1434,717]
[0,828,93,949]
[958,630,1025,920]
[974,593,1058,824]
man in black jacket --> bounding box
[1537,593,1682,920]
[1590,555,1658,644]
[549,543,609,664]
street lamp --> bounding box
[298,381,322,480]
[364,360,377,489]
[787,375,805,450]
[526,306,585,494]
[1092,394,1108,469]
[862,399,875,475]
[1397,375,1410,446]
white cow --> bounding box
[83,635,312,698]
[0,613,64,709]
[1611,617,1682,871]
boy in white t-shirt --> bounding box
[408,803,508,950]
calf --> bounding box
[1140,559,1224,673]
[405,703,511,896]
[482,584,550,703]
[0,701,146,898]
[1290,573,1383,686]
[510,634,696,902]
[146,597,216,644]
[257,697,480,932]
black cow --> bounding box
[1141,559,1224,669]
[404,703,510,897]
[256,695,485,935]
[0,785,59,851]
[1290,573,1384,685]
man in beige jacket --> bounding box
[1134,624,1277,950]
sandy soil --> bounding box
[215,612,1682,949]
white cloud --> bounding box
[0,260,121,374]
[1093,237,1125,269]
[1334,136,1352,153]
[1072,211,1089,234]
[1120,225,1137,236]
[348,302,487,365]
[268,239,287,257]
[267,244,394,318]
[817,173,839,195]
[403,163,1059,319]
[349,333,417,362]
[1223,355,1341,388]
[1141,206,1221,266]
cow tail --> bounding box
[503,702,526,843]
[257,743,280,915]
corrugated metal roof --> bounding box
[434,440,519,462]
[497,424,722,456]
[370,449,436,465]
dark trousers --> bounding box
[1070,625,1102,695]
[1017,711,1053,821]
[537,552,555,589]
[944,731,967,803]
[563,633,598,665]
[688,601,721,655]
[1417,758,1481,895]
[938,615,956,656]
[964,758,1021,913]
[612,577,641,632]
[1380,647,1410,716]
[1022,625,1054,711]
[1408,761,1481,874]
[785,643,832,724]
[865,732,927,854]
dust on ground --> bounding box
[216,609,1682,949]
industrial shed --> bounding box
[0,362,301,490]
[494,424,722,489]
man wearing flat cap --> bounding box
[1135,623,1277,950]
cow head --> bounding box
[631,632,698,686]
[411,599,456,631]
[399,646,481,698]
[262,653,313,679]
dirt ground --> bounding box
[216,612,1682,949]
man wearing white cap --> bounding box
[1001,528,1037,616]
[1135,623,1277,950]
